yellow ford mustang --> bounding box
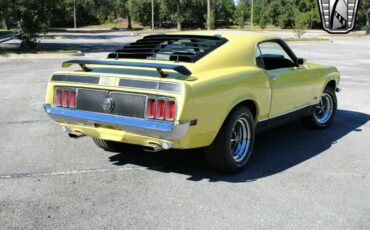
[44,31,340,173]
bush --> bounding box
[234,3,247,29]
[18,0,50,50]
[293,10,308,38]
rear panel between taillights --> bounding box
[52,87,178,122]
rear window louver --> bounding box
[107,35,228,63]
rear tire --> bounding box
[92,138,128,152]
[302,87,337,129]
[205,106,255,174]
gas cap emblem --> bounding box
[102,96,114,113]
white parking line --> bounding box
[0,166,157,180]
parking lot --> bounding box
[0,34,369,229]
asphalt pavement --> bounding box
[0,34,369,229]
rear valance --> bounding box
[62,60,192,77]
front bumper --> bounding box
[43,104,189,140]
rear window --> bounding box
[107,35,228,63]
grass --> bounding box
[284,37,330,42]
[73,22,145,30]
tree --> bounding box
[160,0,192,30]
[356,0,370,33]
[234,2,247,29]
[114,0,132,29]
[213,0,235,26]
[367,8,370,34]
[17,0,55,50]
[129,0,159,27]
[0,0,19,30]
[293,9,308,38]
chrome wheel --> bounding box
[314,92,334,124]
[230,117,251,162]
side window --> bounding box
[256,46,264,69]
[258,42,296,70]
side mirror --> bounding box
[297,58,306,65]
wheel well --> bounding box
[326,80,336,91]
[233,100,257,121]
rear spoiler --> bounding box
[62,60,192,77]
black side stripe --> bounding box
[119,79,159,89]
[51,75,99,84]
[158,82,183,93]
[51,75,183,93]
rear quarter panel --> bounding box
[177,67,271,148]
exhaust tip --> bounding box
[142,142,163,152]
[68,132,85,139]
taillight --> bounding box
[54,88,62,107]
[146,98,156,118]
[146,97,176,121]
[54,88,77,109]
[165,100,175,121]
[156,99,166,120]
[62,89,69,107]
[69,89,76,108]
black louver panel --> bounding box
[107,35,228,63]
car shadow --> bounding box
[49,34,133,40]
[38,42,126,53]
[108,110,370,183]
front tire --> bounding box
[205,106,255,173]
[302,87,337,129]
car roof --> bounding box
[165,30,279,43]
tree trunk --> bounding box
[0,17,3,29]
[1,17,8,30]
[127,15,132,29]
[366,8,370,34]
[177,21,182,31]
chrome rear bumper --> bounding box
[43,104,188,140]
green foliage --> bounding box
[356,0,370,32]
[208,10,216,30]
[234,2,247,29]
[293,9,309,38]
[1,0,369,50]
[214,0,236,26]
[15,0,53,50]
[160,0,193,30]
[129,0,159,26]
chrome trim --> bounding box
[44,104,188,140]
[143,96,177,121]
[54,87,79,109]
[258,104,314,122]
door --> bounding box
[257,40,313,118]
